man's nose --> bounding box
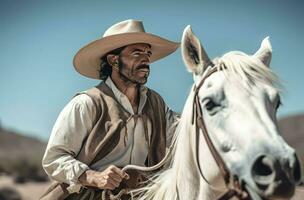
[141,53,151,64]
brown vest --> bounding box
[40,82,167,200]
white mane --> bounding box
[133,85,196,200]
[212,51,280,91]
[131,51,282,200]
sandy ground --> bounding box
[0,175,50,200]
[292,187,304,200]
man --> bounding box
[41,19,179,199]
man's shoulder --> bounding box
[76,82,108,99]
[146,87,166,106]
[60,94,96,118]
[146,87,163,98]
[70,93,95,107]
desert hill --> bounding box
[279,114,304,155]
[0,126,47,182]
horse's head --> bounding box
[181,26,302,199]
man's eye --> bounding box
[132,52,141,56]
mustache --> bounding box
[136,64,150,70]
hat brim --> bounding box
[73,32,180,79]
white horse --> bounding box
[130,26,303,200]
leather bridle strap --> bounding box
[192,66,249,200]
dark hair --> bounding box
[99,46,126,80]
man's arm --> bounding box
[42,94,129,193]
[78,165,129,190]
[42,94,94,192]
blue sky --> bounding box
[0,0,303,141]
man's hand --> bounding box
[78,165,130,190]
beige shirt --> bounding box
[42,78,179,193]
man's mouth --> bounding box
[137,65,150,71]
[136,65,150,75]
[138,68,149,73]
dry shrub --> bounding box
[0,156,48,183]
[0,187,22,200]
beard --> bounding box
[118,59,150,85]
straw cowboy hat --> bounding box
[73,19,180,79]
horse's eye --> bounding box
[275,98,282,110]
[205,99,219,112]
[273,95,282,110]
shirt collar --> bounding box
[105,77,148,114]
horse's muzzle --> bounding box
[251,153,302,199]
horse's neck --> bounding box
[176,173,217,200]
[174,139,200,199]
[172,120,213,200]
[174,145,225,200]
[173,99,225,200]
[199,183,227,200]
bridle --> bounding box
[191,66,250,200]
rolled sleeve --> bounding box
[42,94,95,193]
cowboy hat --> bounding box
[73,19,180,79]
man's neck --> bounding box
[110,76,140,112]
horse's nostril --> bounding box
[252,155,275,190]
[251,155,298,198]
[292,154,302,184]
[252,156,274,176]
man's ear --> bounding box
[106,54,118,68]
[181,25,212,75]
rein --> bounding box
[101,131,178,200]
[192,66,249,200]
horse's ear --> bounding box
[254,37,272,67]
[181,25,211,75]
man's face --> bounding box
[117,43,152,85]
